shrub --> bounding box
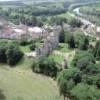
[32,57,58,77]
[71,83,100,100]
[29,43,36,51]
[68,18,83,28]
[6,45,24,66]
[0,46,7,63]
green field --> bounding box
[0,64,62,100]
[55,43,72,53]
[20,46,31,53]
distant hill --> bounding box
[0,0,100,6]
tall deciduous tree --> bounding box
[6,45,23,66]
[94,40,100,60]
[67,34,75,48]
[79,37,89,50]
[57,68,80,100]
[59,28,65,43]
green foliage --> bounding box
[6,45,24,66]
[0,41,23,66]
[68,18,83,28]
[49,16,67,25]
[32,57,58,77]
[65,32,76,48]
[19,39,31,46]
[72,51,95,66]
[0,90,5,100]
[67,34,75,48]
[0,46,7,63]
[59,28,65,43]
[0,3,67,26]
[29,43,36,51]
[71,83,100,100]
[79,36,89,50]
[57,68,81,99]
[73,32,85,48]
[65,32,89,49]
[76,55,95,71]
[93,40,100,60]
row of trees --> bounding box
[0,3,67,16]
[0,4,67,26]
[59,29,89,50]
[80,6,100,17]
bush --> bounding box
[32,57,58,77]
[71,83,100,100]
[20,40,29,46]
[79,37,89,50]
[72,51,95,67]
[29,43,36,51]
[6,45,24,66]
[69,18,83,28]
[0,46,7,63]
[76,56,95,71]
[59,28,65,43]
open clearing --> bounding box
[0,65,61,100]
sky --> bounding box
[0,0,19,1]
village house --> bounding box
[0,21,48,40]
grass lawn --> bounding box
[48,43,74,65]
[0,65,62,100]
[49,54,64,63]
[58,12,73,20]
[16,57,34,70]
[20,45,31,53]
[55,43,72,53]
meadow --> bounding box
[0,63,62,100]
[0,39,63,100]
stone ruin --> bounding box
[35,26,61,57]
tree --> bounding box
[6,45,23,66]
[0,46,7,63]
[64,59,68,69]
[72,51,95,67]
[0,89,6,100]
[74,32,85,48]
[96,45,100,60]
[59,28,65,43]
[79,37,89,50]
[29,43,36,51]
[76,55,95,71]
[93,40,100,60]
[71,83,100,100]
[96,79,100,89]
[68,34,75,48]
[32,57,58,77]
[94,40,100,56]
[57,68,81,100]
[69,18,83,28]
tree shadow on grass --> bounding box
[0,89,6,100]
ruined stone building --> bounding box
[35,26,60,57]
